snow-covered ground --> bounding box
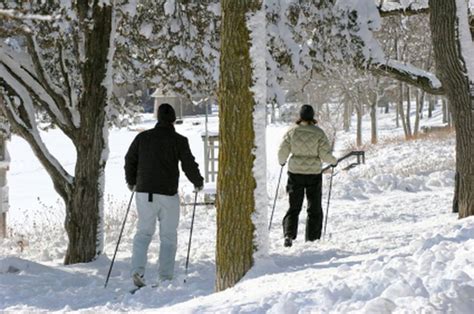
[1,107,473,313]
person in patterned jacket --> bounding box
[278,104,337,247]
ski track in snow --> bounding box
[1,110,473,313]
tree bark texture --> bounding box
[430,0,474,218]
[216,0,259,291]
[63,4,111,264]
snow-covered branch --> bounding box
[0,44,76,134]
[0,9,58,21]
[25,35,79,129]
[0,75,73,199]
[372,59,444,95]
[456,0,474,88]
[378,3,429,17]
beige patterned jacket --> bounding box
[278,123,337,174]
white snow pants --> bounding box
[131,192,180,281]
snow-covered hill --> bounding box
[1,110,473,313]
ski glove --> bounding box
[331,161,338,168]
[193,185,203,193]
[127,184,135,192]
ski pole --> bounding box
[184,191,199,282]
[323,166,335,238]
[268,165,284,230]
[104,190,135,288]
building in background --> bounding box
[152,90,212,119]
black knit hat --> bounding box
[158,103,176,123]
[299,104,315,122]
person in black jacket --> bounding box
[124,103,203,287]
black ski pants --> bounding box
[282,172,323,241]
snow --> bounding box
[248,4,269,257]
[0,9,56,21]
[1,107,473,312]
[456,0,474,87]
[378,0,429,11]
[0,71,74,186]
[164,0,176,15]
[0,45,68,127]
[120,1,137,17]
[139,22,153,39]
[336,0,385,64]
[386,59,443,89]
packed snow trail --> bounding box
[2,114,473,312]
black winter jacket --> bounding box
[124,122,204,195]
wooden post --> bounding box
[201,133,219,183]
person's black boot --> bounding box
[284,237,293,247]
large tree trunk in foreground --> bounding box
[216,0,260,291]
[64,4,111,264]
[430,0,474,218]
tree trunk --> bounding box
[398,82,409,138]
[343,102,351,132]
[428,94,434,118]
[447,98,453,127]
[442,97,448,123]
[395,99,400,128]
[64,116,107,263]
[414,90,424,136]
[0,116,7,238]
[430,0,474,218]
[216,0,260,291]
[370,93,377,144]
[0,150,6,238]
[405,84,412,138]
[64,4,111,263]
[356,104,363,147]
[453,171,459,213]
[419,92,425,119]
[271,102,276,124]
